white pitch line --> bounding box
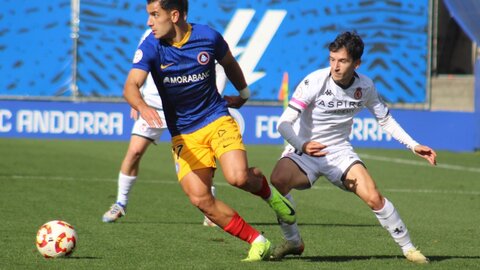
[359,153,480,174]
[382,188,480,196]
[2,173,479,196]
[6,175,117,182]
[308,185,480,195]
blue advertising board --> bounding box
[1,1,429,103]
[0,100,132,141]
[0,100,477,152]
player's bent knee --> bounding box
[248,167,263,177]
[225,171,249,188]
[126,148,144,161]
[364,193,384,210]
[188,195,214,212]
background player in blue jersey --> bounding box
[122,0,295,262]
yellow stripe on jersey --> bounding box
[171,24,192,48]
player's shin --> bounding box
[373,197,415,253]
[223,212,261,244]
[279,194,302,242]
[251,175,272,199]
[203,186,217,227]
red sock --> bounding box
[252,176,271,199]
[223,213,260,244]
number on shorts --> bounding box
[173,144,183,159]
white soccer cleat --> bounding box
[404,247,429,264]
[102,203,126,223]
[202,216,217,227]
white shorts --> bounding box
[282,145,364,190]
[131,110,167,144]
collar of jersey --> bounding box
[171,23,192,48]
[329,71,359,89]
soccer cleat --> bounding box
[202,216,217,227]
[404,247,429,264]
[102,202,126,223]
[266,187,296,224]
[270,238,304,260]
[241,239,272,262]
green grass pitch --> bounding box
[0,138,479,269]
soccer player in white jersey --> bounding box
[269,31,437,264]
[102,29,219,227]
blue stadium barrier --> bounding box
[476,59,480,150]
[0,100,477,152]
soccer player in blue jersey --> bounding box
[102,29,219,227]
[122,0,294,262]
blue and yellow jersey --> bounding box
[132,23,229,136]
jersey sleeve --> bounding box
[378,115,419,150]
[277,72,320,151]
[365,81,419,150]
[277,107,304,151]
[212,29,229,61]
[288,73,319,114]
[131,36,156,72]
[364,83,390,120]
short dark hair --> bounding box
[328,31,364,61]
[147,0,188,17]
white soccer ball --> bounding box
[36,220,78,258]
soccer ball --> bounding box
[35,220,78,258]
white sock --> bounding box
[373,198,415,254]
[252,234,266,244]
[116,172,137,207]
[279,193,302,244]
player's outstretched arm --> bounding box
[412,145,437,166]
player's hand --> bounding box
[224,95,247,109]
[138,105,163,128]
[413,145,437,166]
[130,108,139,120]
[302,141,328,157]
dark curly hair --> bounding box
[146,0,188,17]
[328,31,364,61]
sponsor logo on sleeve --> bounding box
[133,49,143,64]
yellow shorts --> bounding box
[171,116,245,181]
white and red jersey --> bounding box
[140,73,162,110]
[279,67,417,152]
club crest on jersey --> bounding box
[197,52,210,65]
[354,87,362,99]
